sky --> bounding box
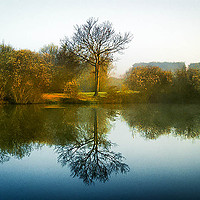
[1,0,200,76]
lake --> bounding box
[0,104,200,200]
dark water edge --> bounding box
[0,104,200,199]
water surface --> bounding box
[0,104,200,199]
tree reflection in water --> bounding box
[121,104,200,140]
[0,150,10,163]
[56,108,129,184]
[1,104,200,183]
[0,105,129,184]
[0,105,44,163]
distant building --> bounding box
[132,62,186,72]
[188,63,200,69]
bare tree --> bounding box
[61,18,132,96]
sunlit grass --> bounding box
[42,90,140,104]
[42,93,67,100]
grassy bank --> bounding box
[42,91,140,104]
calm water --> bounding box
[0,104,200,200]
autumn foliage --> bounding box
[0,48,52,103]
[169,68,200,103]
[1,42,200,104]
[125,66,200,103]
[125,66,173,102]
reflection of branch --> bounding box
[69,139,93,154]
[56,137,94,163]
[84,143,95,163]
[56,141,129,185]
[0,150,10,164]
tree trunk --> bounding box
[93,108,99,164]
[94,64,99,96]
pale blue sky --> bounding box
[1,0,200,75]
